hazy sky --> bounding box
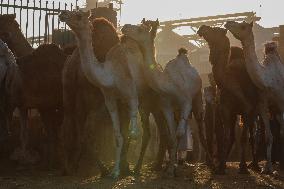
[119,0,283,28]
[3,0,282,38]
[61,0,284,27]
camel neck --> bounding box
[140,41,157,68]
[209,40,230,88]
[9,28,33,57]
[241,34,266,89]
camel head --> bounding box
[0,14,17,45]
[121,18,159,44]
[197,25,227,45]
[59,10,90,34]
[224,21,253,41]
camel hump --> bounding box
[178,47,188,56]
[92,18,119,62]
[265,41,278,55]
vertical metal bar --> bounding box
[6,0,9,14]
[25,0,29,39]
[76,0,78,9]
[52,1,55,43]
[63,3,67,46]
[1,0,3,14]
[38,0,42,45]
[13,0,16,14]
[44,1,48,43]
[57,2,60,30]
[32,0,35,46]
[6,0,10,14]
[19,0,22,28]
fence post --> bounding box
[25,0,29,39]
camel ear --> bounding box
[141,18,146,24]
[156,18,160,26]
[8,14,16,20]
[249,21,253,27]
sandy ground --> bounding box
[0,161,284,189]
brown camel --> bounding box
[198,25,260,174]
[61,11,169,177]
[59,10,140,178]
[225,21,284,174]
[60,17,123,176]
[0,14,67,166]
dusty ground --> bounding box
[0,161,283,189]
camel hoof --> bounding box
[100,168,110,178]
[164,165,177,178]
[151,163,163,171]
[248,162,261,172]
[238,168,249,174]
[129,129,139,140]
[261,167,273,175]
[134,165,141,176]
[108,170,120,179]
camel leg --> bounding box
[134,108,151,174]
[216,104,235,175]
[59,111,74,175]
[161,99,177,177]
[248,117,261,171]
[104,96,123,178]
[238,115,250,174]
[152,110,168,171]
[204,102,214,166]
[193,90,212,163]
[19,108,28,154]
[176,103,191,138]
[275,113,284,170]
[39,109,62,169]
[119,104,131,176]
[259,102,273,174]
[128,97,139,139]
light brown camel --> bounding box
[225,21,284,173]
[61,17,168,176]
[0,14,67,165]
[120,34,169,174]
[59,10,139,178]
[198,25,260,174]
[122,19,207,177]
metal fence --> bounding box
[0,0,80,47]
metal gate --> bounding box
[0,0,80,47]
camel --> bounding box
[0,14,67,166]
[225,21,284,173]
[0,39,20,142]
[59,10,140,178]
[198,25,260,174]
[122,19,207,176]
[60,16,168,176]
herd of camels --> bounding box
[0,9,284,179]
